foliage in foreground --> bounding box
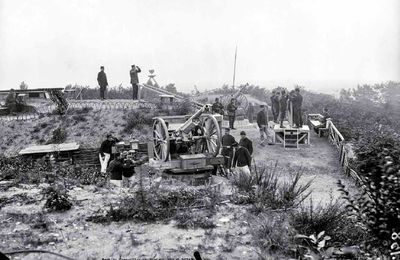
[42,185,72,212]
[230,162,312,212]
[87,176,220,226]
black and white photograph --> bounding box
[0,0,399,259]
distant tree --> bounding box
[19,81,28,90]
[164,83,177,94]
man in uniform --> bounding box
[256,105,269,142]
[130,64,141,100]
[97,66,108,100]
[314,107,331,135]
[239,131,253,155]
[247,102,254,123]
[279,90,288,128]
[221,127,237,173]
[226,98,238,129]
[290,87,303,128]
[99,133,119,173]
[271,90,280,123]
[211,97,224,115]
[232,143,252,178]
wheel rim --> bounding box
[153,117,170,161]
[236,93,249,110]
[202,115,221,157]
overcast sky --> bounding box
[0,0,399,94]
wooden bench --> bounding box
[307,114,330,137]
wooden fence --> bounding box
[309,114,366,188]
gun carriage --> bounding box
[221,84,249,111]
[150,104,224,178]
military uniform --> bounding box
[212,101,224,115]
[226,102,237,129]
[279,93,288,127]
[221,133,237,169]
[271,95,280,123]
[130,66,141,100]
[239,137,253,155]
[97,70,108,99]
[290,92,303,127]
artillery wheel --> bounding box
[153,117,170,161]
[221,93,249,110]
[202,114,221,157]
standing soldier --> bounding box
[232,143,252,177]
[279,90,288,128]
[239,131,253,155]
[226,98,238,129]
[130,64,141,100]
[5,89,18,114]
[97,66,108,100]
[212,97,224,115]
[290,87,303,128]
[271,90,280,123]
[257,105,269,143]
[221,127,237,173]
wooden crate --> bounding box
[179,154,207,170]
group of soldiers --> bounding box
[270,87,303,128]
[97,65,141,100]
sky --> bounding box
[0,0,399,95]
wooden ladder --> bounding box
[283,128,299,149]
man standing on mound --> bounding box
[130,64,141,100]
[97,66,108,100]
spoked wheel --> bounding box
[236,93,249,110]
[153,117,170,161]
[202,114,222,157]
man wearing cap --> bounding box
[99,133,119,173]
[221,127,237,172]
[257,105,269,142]
[130,64,141,100]
[97,66,108,100]
[239,131,253,156]
[232,143,252,177]
[279,90,288,128]
[289,87,303,128]
[226,98,238,129]
[212,97,224,115]
[270,90,280,123]
[107,152,136,188]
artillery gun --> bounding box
[221,83,249,111]
[150,104,224,178]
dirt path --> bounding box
[229,122,357,205]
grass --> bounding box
[230,161,313,212]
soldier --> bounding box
[97,66,108,100]
[190,117,205,153]
[130,64,141,100]
[290,87,303,128]
[211,97,224,115]
[107,152,136,188]
[232,143,252,177]
[99,133,119,173]
[226,98,238,129]
[314,107,331,134]
[221,127,237,173]
[256,105,269,142]
[239,131,253,155]
[271,90,280,123]
[279,90,288,128]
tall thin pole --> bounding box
[232,46,237,89]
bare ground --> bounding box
[0,118,358,259]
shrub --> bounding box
[290,198,368,247]
[123,110,154,132]
[72,114,87,122]
[47,127,67,144]
[230,162,312,211]
[43,185,72,212]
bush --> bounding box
[123,110,154,132]
[47,127,67,144]
[290,198,368,247]
[43,185,72,212]
[230,162,312,211]
[72,114,87,122]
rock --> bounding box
[218,217,230,223]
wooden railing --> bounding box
[308,114,366,188]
